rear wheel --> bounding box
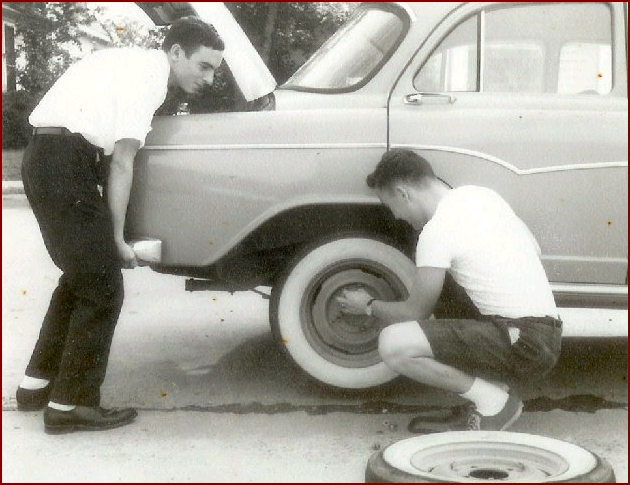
[270,236,417,389]
[366,431,616,482]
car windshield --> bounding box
[282,6,405,91]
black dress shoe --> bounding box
[44,405,138,434]
[16,384,52,411]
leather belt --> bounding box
[481,314,563,329]
[33,127,78,136]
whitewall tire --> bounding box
[366,431,616,482]
[270,236,417,389]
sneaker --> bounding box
[466,394,523,431]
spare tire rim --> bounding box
[383,432,598,482]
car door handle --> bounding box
[404,92,457,105]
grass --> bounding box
[2,149,25,181]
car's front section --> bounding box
[126,2,421,289]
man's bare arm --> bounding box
[337,266,446,323]
[371,266,446,323]
[108,138,141,268]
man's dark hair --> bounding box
[162,16,225,56]
[367,148,435,190]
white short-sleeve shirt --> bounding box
[416,186,557,318]
[29,47,170,155]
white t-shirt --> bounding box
[416,185,557,318]
[29,47,170,155]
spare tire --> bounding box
[366,431,615,482]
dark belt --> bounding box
[33,127,80,136]
[481,314,563,329]
[32,127,104,164]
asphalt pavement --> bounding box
[2,192,628,482]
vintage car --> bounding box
[128,2,628,389]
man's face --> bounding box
[169,44,224,95]
[376,185,428,230]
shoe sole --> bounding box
[44,415,137,435]
[499,401,524,431]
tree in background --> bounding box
[91,7,164,50]
[228,3,355,84]
[2,2,95,148]
[10,2,95,96]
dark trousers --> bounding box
[21,133,123,406]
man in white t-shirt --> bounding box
[16,17,225,434]
[337,148,562,431]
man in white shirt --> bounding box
[337,148,562,431]
[16,17,225,434]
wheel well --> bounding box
[153,204,417,290]
[236,203,417,260]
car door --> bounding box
[388,2,628,287]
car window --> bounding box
[414,3,613,95]
[557,42,612,94]
[413,16,478,92]
[283,6,406,92]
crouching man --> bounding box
[337,148,562,431]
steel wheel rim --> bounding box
[300,259,408,368]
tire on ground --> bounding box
[365,431,616,483]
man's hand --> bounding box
[116,241,138,269]
[336,288,373,315]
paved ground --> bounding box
[3,193,628,482]
[3,407,626,482]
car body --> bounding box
[128,2,628,389]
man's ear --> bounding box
[395,185,410,201]
[168,43,183,60]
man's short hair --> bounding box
[367,148,435,190]
[162,16,225,56]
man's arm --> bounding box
[108,138,141,268]
[337,266,446,324]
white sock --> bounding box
[19,376,50,390]
[48,401,76,411]
[460,378,509,416]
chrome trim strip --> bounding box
[143,142,628,175]
[143,143,386,151]
[395,144,628,175]
[550,283,628,296]
[543,256,628,263]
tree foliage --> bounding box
[228,3,355,84]
[91,7,165,50]
[8,2,95,97]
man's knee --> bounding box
[378,321,433,370]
